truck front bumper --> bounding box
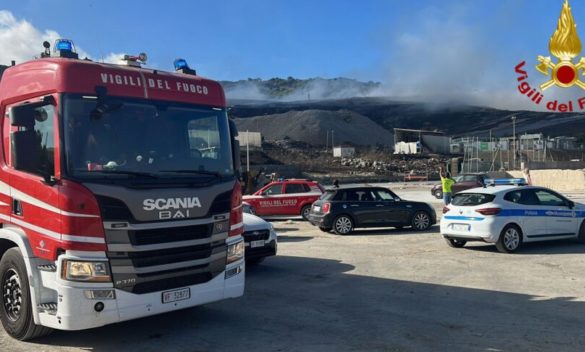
[37,259,245,331]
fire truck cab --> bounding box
[0,40,244,340]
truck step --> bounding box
[37,264,57,272]
[37,303,58,315]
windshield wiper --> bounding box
[82,170,159,179]
[160,170,222,178]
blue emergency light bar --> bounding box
[55,39,74,52]
[484,178,527,186]
[174,58,196,75]
[54,39,78,59]
[174,58,189,70]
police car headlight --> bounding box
[62,260,111,282]
[227,240,245,264]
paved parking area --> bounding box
[2,186,585,351]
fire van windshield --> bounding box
[62,95,234,181]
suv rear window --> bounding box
[451,193,495,206]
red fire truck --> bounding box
[0,40,245,340]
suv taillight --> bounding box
[229,181,243,237]
[442,206,450,214]
[322,202,331,214]
[475,207,501,216]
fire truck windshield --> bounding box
[63,95,234,180]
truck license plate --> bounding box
[453,224,470,232]
[162,287,190,304]
[251,240,265,248]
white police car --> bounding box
[440,178,585,253]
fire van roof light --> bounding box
[54,39,79,59]
[174,58,196,75]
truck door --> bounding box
[5,99,62,256]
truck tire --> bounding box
[301,205,311,220]
[496,225,522,253]
[0,248,52,341]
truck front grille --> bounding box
[103,217,228,294]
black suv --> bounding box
[308,186,437,235]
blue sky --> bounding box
[1,0,584,109]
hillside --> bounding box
[228,98,585,143]
[234,109,393,146]
[220,77,381,100]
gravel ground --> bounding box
[2,187,585,352]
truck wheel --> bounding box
[496,225,522,253]
[333,215,353,235]
[301,205,311,220]
[434,190,443,199]
[0,248,52,340]
[411,211,431,231]
[445,238,467,248]
[577,221,585,243]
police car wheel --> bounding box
[333,215,353,235]
[301,205,311,220]
[577,221,585,243]
[445,238,466,248]
[411,211,431,231]
[496,225,522,253]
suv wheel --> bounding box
[411,211,431,231]
[301,205,311,220]
[333,215,353,235]
[496,225,522,253]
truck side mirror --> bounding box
[9,98,55,127]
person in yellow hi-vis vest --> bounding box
[439,166,455,205]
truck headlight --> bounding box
[62,260,111,282]
[227,240,245,264]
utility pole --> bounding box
[246,130,250,172]
[326,130,329,152]
[331,130,335,152]
[512,116,517,170]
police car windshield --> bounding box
[63,96,234,180]
[451,193,495,206]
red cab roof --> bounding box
[0,58,226,107]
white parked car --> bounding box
[441,181,585,253]
[242,212,277,264]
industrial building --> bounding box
[393,128,451,155]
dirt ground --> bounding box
[2,187,585,352]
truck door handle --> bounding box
[12,199,22,216]
[376,204,384,207]
[350,204,359,207]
